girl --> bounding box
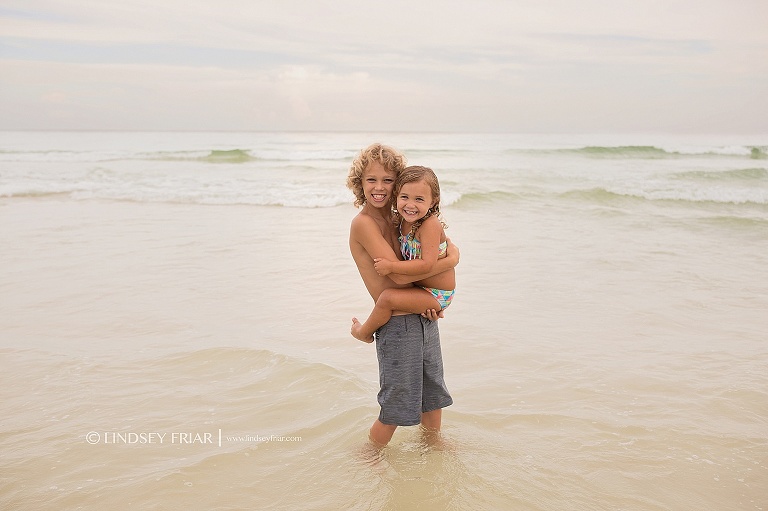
[351,165,456,343]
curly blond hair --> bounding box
[346,143,407,208]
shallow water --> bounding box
[1,132,767,510]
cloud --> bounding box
[1,0,767,132]
[40,91,68,104]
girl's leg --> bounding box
[351,287,440,343]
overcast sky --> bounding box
[1,0,767,133]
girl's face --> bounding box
[396,179,435,222]
[362,161,397,209]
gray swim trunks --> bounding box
[375,314,453,426]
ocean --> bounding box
[1,131,767,510]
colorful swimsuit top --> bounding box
[399,223,448,261]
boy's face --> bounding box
[362,161,397,208]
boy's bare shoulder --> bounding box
[350,211,376,236]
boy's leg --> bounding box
[374,315,425,445]
[421,316,453,422]
[420,408,442,430]
[419,409,444,447]
[369,420,397,447]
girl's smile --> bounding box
[397,179,435,222]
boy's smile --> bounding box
[362,161,396,208]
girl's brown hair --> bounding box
[394,165,447,237]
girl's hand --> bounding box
[373,258,394,276]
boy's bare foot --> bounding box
[419,426,447,449]
[350,318,374,343]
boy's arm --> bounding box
[350,215,401,262]
[375,256,432,276]
[375,218,443,276]
[387,238,459,285]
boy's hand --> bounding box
[373,258,394,276]
[445,237,460,267]
[421,308,444,321]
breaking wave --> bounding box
[560,187,768,207]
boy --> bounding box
[346,143,457,446]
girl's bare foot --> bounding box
[350,318,373,343]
